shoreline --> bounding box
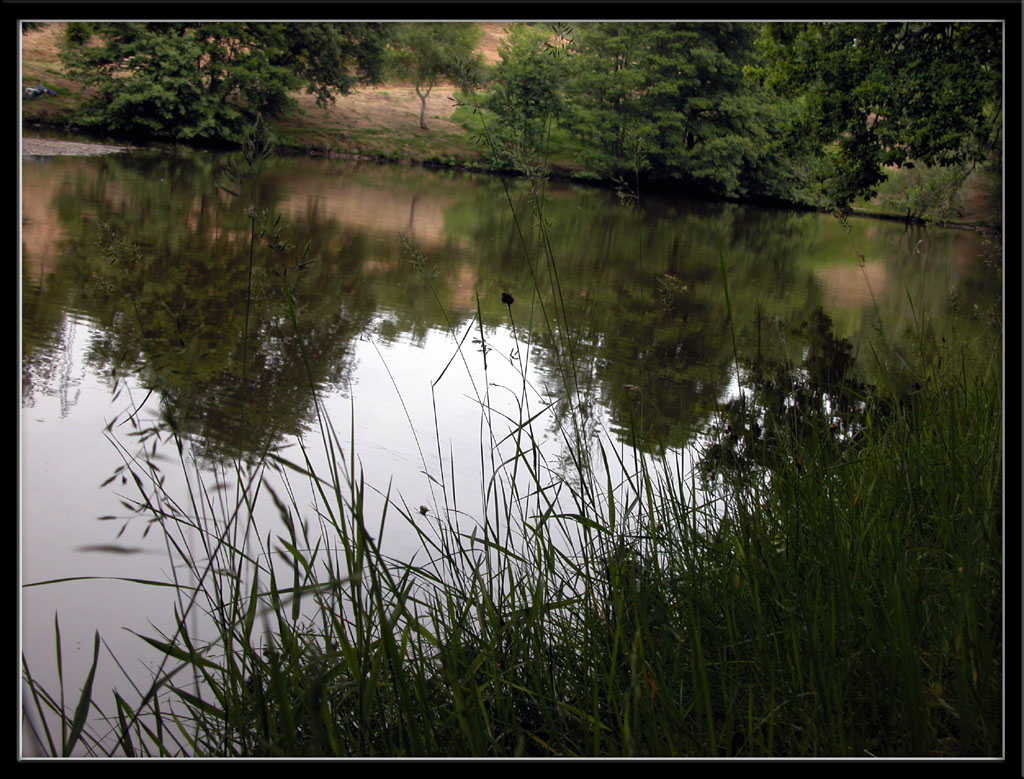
[20,130,1000,235]
[22,137,137,157]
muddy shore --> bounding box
[22,137,136,157]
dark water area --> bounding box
[20,143,1001,754]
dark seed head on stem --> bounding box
[501,291,514,306]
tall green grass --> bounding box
[22,103,1002,757]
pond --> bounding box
[20,142,1001,754]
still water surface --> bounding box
[20,143,1001,752]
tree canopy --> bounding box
[478,23,571,170]
[59,22,390,144]
[585,23,804,198]
[470,21,1001,210]
[474,23,802,201]
[753,22,1002,208]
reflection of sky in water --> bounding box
[22,315,189,755]
[293,316,673,563]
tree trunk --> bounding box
[415,84,431,130]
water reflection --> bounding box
[22,149,999,465]
[21,146,1001,594]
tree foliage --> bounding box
[468,21,1001,210]
[754,22,1002,209]
[538,23,798,200]
[59,22,390,144]
[53,21,1003,211]
[480,23,571,167]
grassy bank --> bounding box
[22,113,1003,758]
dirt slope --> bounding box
[21,22,511,144]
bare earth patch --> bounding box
[20,21,66,61]
[292,85,465,136]
[476,22,510,65]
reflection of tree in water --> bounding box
[83,239,378,463]
[439,180,821,456]
[36,152,384,463]
[699,308,877,483]
[523,260,745,456]
[29,146,509,464]
[150,300,369,463]
[22,244,87,416]
[55,318,83,418]
[21,314,83,418]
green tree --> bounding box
[59,22,389,144]
[755,22,1002,210]
[385,22,483,130]
[482,24,569,155]
[562,23,797,200]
